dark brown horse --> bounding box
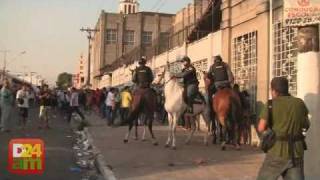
[204,75,242,150]
[123,87,158,145]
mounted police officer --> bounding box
[207,55,234,90]
[132,56,154,89]
[173,56,202,113]
[124,56,158,145]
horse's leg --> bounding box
[165,113,173,148]
[218,115,228,150]
[220,124,227,151]
[219,122,223,144]
[185,115,196,145]
[124,107,140,143]
[147,115,158,146]
[171,114,178,149]
[141,124,146,141]
[124,116,135,143]
[141,115,147,141]
[231,100,241,150]
[202,111,210,146]
[134,117,139,140]
[196,116,201,132]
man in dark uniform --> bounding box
[173,56,202,113]
[207,55,234,90]
[132,56,154,89]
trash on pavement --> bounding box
[193,158,208,165]
[70,167,82,173]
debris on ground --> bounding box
[193,158,208,166]
[73,130,104,179]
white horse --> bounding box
[158,62,211,149]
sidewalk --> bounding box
[0,107,83,180]
[86,118,265,180]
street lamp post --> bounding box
[80,27,99,87]
[0,50,10,81]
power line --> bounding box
[151,0,164,11]
[155,0,168,12]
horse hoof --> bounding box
[172,146,177,150]
[141,139,146,142]
[165,144,170,148]
[153,142,159,146]
[221,146,226,151]
[123,139,128,144]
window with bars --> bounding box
[232,31,258,114]
[124,30,135,45]
[192,59,208,80]
[273,21,298,96]
[169,61,182,74]
[106,29,117,44]
[142,31,152,45]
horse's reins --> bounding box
[157,69,175,86]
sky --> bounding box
[0,0,192,85]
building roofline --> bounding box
[102,11,175,16]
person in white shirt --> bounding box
[105,88,115,126]
[16,84,30,129]
[67,87,85,122]
[57,90,65,109]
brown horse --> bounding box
[204,74,242,150]
[123,87,158,145]
[213,88,242,150]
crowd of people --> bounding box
[0,77,166,133]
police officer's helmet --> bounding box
[181,56,191,64]
[214,55,223,63]
[138,56,147,65]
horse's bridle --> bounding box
[156,66,175,86]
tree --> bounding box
[56,72,73,89]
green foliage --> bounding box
[56,72,73,89]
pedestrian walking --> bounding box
[257,77,310,180]
[99,87,107,118]
[0,80,14,132]
[67,87,85,123]
[120,86,132,125]
[39,84,51,129]
[105,88,115,126]
[16,84,30,130]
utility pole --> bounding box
[0,50,10,81]
[80,27,99,87]
[30,72,36,84]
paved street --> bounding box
[0,107,82,180]
[87,123,265,180]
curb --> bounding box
[84,127,117,180]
